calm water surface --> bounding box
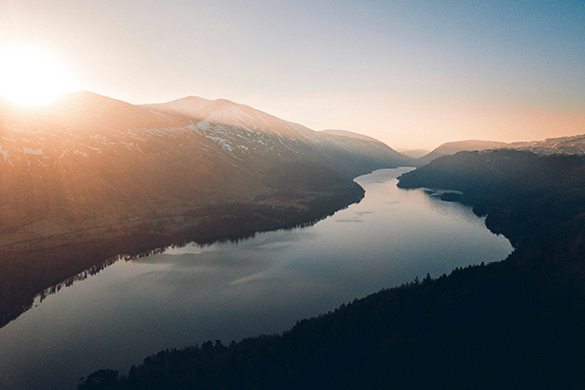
[0,168,513,390]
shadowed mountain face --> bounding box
[0,91,411,327]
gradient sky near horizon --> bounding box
[1,0,584,150]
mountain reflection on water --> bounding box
[0,168,513,390]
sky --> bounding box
[1,0,584,150]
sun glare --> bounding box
[0,44,78,107]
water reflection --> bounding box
[0,168,513,390]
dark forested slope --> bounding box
[79,149,585,390]
[398,150,585,248]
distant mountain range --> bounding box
[417,135,585,165]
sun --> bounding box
[0,44,78,107]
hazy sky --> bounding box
[1,0,584,150]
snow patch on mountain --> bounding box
[208,136,235,153]
[0,144,9,161]
[23,147,43,155]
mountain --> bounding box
[418,140,509,165]
[0,91,410,327]
[0,93,409,238]
[0,92,250,234]
[142,97,414,177]
[418,134,585,166]
[321,129,383,142]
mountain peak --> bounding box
[321,129,382,143]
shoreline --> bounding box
[0,183,364,328]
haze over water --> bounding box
[0,168,513,390]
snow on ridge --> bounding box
[74,150,89,157]
[23,147,43,155]
[0,144,9,161]
[197,121,212,131]
[205,111,258,134]
[208,136,234,153]
[186,124,201,135]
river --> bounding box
[0,168,513,390]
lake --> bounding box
[0,168,513,390]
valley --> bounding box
[2,92,585,390]
[3,2,582,390]
[0,92,408,328]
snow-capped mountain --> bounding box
[143,97,412,177]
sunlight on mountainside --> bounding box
[0,44,78,107]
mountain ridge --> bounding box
[141,96,414,177]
